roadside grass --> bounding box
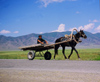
[0,49,100,60]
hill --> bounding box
[0,31,100,50]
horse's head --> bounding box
[79,30,87,39]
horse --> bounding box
[54,30,87,59]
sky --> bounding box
[0,0,100,37]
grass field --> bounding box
[0,49,100,60]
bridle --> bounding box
[79,32,86,38]
[74,31,86,43]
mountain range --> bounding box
[0,31,100,51]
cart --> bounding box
[19,39,72,60]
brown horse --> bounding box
[54,30,87,59]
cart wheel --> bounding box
[44,51,52,60]
[27,51,35,60]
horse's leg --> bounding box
[54,45,59,59]
[73,47,80,59]
[62,46,67,59]
[68,47,74,59]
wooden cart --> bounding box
[19,40,72,60]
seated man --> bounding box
[37,35,48,44]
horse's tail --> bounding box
[54,38,60,55]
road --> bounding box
[0,59,100,82]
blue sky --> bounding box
[0,0,100,36]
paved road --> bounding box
[0,59,100,82]
[0,59,100,73]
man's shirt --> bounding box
[37,38,45,44]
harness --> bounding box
[64,29,83,43]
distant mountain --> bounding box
[0,31,100,51]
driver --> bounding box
[37,35,48,44]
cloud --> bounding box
[78,26,84,30]
[89,19,99,23]
[83,23,94,31]
[40,0,76,7]
[69,23,94,32]
[40,0,64,7]
[76,11,80,14]
[69,27,77,31]
[95,25,100,33]
[0,30,11,34]
[78,23,94,31]
[52,24,66,32]
[93,20,99,22]
[14,31,19,33]
[39,32,43,34]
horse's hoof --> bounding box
[68,57,70,59]
[78,58,81,60]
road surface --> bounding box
[0,59,100,82]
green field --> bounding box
[0,49,100,60]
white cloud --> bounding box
[14,31,19,33]
[95,25,100,33]
[78,26,84,31]
[84,23,94,31]
[89,20,91,22]
[76,11,80,14]
[40,0,64,7]
[78,23,94,31]
[40,0,76,7]
[69,27,77,31]
[52,24,66,32]
[69,23,94,32]
[39,32,43,34]
[93,19,99,22]
[89,19,99,23]
[0,30,11,34]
